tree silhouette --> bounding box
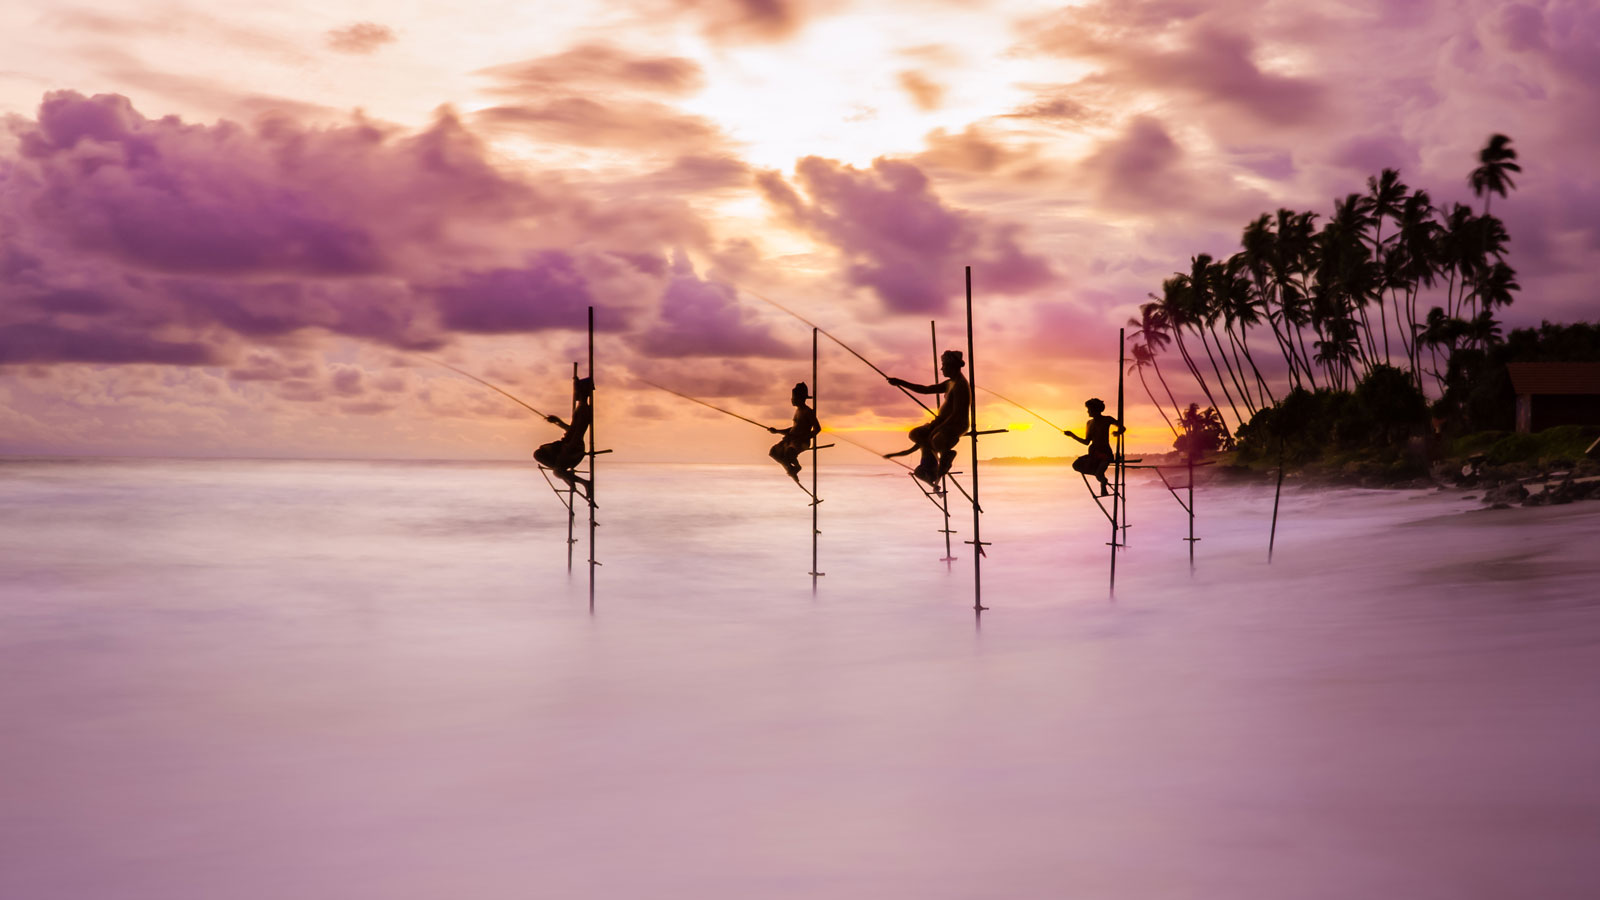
[1469,134,1519,216]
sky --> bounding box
[1,0,1596,461]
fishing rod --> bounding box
[639,378,775,431]
[415,355,551,420]
[978,386,1062,432]
[826,427,981,510]
[737,286,935,415]
[825,429,913,470]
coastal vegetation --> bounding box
[1126,134,1599,485]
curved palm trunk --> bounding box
[1149,356,1185,424]
[1222,322,1259,413]
[1294,325,1320,390]
[1170,329,1229,437]
[1135,366,1179,438]
[1236,325,1277,405]
[1197,325,1246,429]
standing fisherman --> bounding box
[767,382,821,485]
[885,350,970,485]
[1065,397,1123,496]
[534,376,594,500]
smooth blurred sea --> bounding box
[2,457,1598,899]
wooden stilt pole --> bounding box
[1186,446,1196,572]
[810,327,822,589]
[964,267,987,614]
[587,306,597,610]
[1269,437,1285,563]
[567,361,578,574]
[932,320,955,566]
[1110,328,1124,597]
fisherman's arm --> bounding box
[546,415,570,430]
[886,376,949,394]
[1062,429,1088,444]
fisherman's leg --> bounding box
[912,445,940,484]
[779,448,803,479]
[769,442,792,472]
[1092,456,1112,495]
[533,443,560,468]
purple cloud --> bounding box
[434,252,595,334]
[0,91,732,367]
[759,156,1053,313]
[631,255,800,359]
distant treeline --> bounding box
[1122,134,1600,462]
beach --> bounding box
[2,458,1597,899]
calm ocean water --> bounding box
[2,458,1598,899]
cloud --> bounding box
[1077,114,1268,219]
[475,97,723,151]
[629,254,800,359]
[1002,91,1100,125]
[0,322,219,366]
[915,124,1042,177]
[1022,2,1325,127]
[474,44,724,154]
[898,70,945,111]
[326,23,397,55]
[667,0,812,43]
[433,252,595,334]
[0,91,717,367]
[480,44,703,95]
[758,156,1054,313]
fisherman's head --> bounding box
[791,382,811,406]
[1086,397,1105,415]
[940,349,965,376]
[574,376,595,398]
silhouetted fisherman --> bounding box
[885,349,971,485]
[1065,397,1123,496]
[534,376,593,501]
[767,381,821,484]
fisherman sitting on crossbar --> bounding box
[534,376,594,501]
[767,381,821,484]
[885,349,971,486]
[1065,397,1123,496]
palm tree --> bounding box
[1394,190,1438,386]
[1129,344,1180,438]
[1270,208,1322,390]
[1469,134,1520,216]
[1217,252,1276,407]
[1240,214,1305,390]
[1471,261,1519,349]
[1184,254,1247,428]
[1151,276,1229,437]
[1324,193,1380,366]
[1365,168,1408,363]
[1128,303,1186,425]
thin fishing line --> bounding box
[416,355,550,420]
[979,386,1062,432]
[639,378,774,430]
[736,286,935,415]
